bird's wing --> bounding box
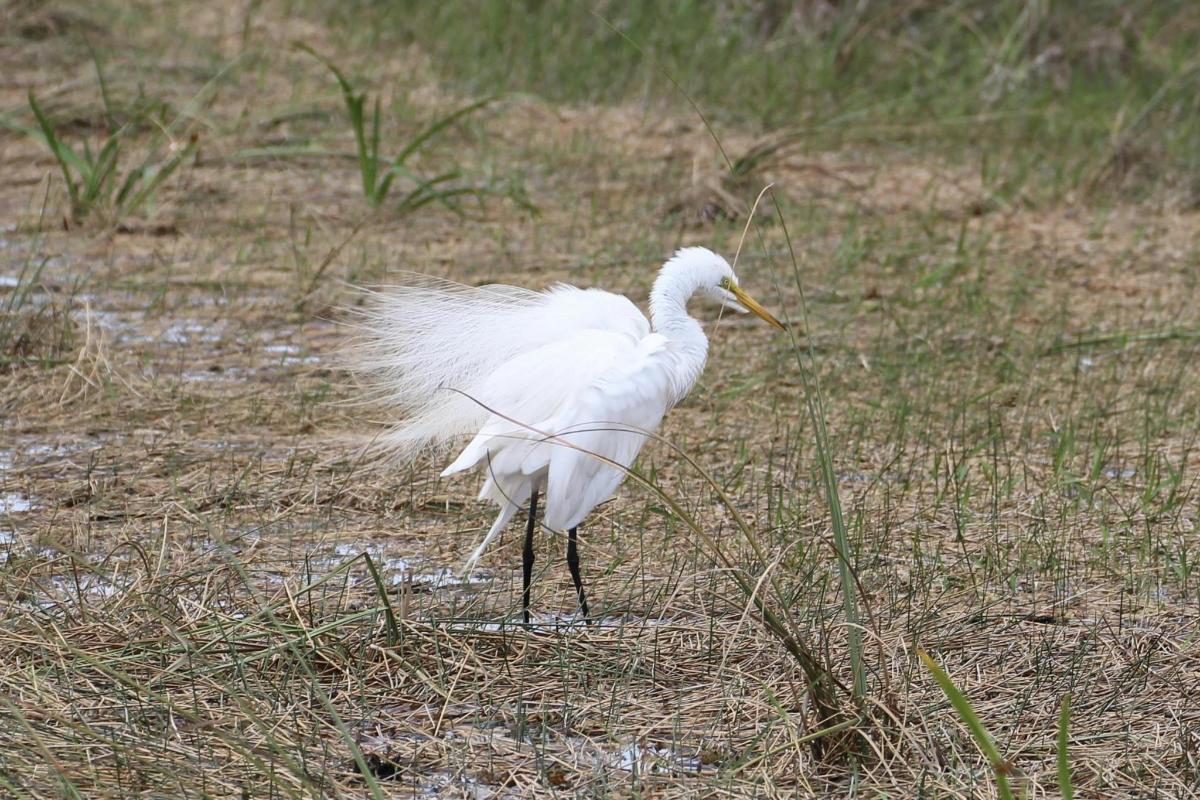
[540,285,651,341]
[440,328,645,479]
[539,334,675,530]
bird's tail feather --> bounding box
[461,503,518,574]
[345,277,552,461]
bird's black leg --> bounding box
[567,526,590,623]
[522,489,538,625]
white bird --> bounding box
[354,247,784,623]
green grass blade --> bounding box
[120,135,197,213]
[346,91,370,198]
[375,166,396,201]
[389,95,495,169]
[770,194,866,701]
[361,552,401,644]
[1046,327,1200,354]
[27,91,82,211]
[367,96,382,201]
[83,136,121,205]
[395,184,485,216]
[0,116,41,139]
[919,649,1014,800]
[387,168,474,215]
[298,43,377,201]
[88,40,117,132]
[114,165,147,206]
[45,131,91,183]
[296,42,350,94]
[1058,694,1074,800]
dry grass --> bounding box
[3,2,1200,797]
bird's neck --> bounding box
[649,271,710,403]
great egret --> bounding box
[356,246,784,623]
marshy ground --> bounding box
[2,2,1200,797]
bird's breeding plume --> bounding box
[353,247,785,623]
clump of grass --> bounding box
[619,439,858,758]
[7,47,203,226]
[0,202,77,372]
[764,196,867,704]
[0,264,76,373]
[23,90,197,225]
[299,44,516,215]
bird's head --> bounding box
[667,247,786,330]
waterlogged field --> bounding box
[2,2,1200,797]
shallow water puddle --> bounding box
[162,320,223,345]
[322,541,487,590]
[0,492,33,513]
[264,341,322,366]
[603,740,705,773]
[181,366,252,382]
[47,573,126,600]
[440,612,684,636]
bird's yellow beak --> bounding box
[729,283,786,330]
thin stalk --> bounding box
[770,193,866,701]
[1058,694,1074,800]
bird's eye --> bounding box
[719,277,734,291]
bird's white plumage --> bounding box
[353,247,763,571]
